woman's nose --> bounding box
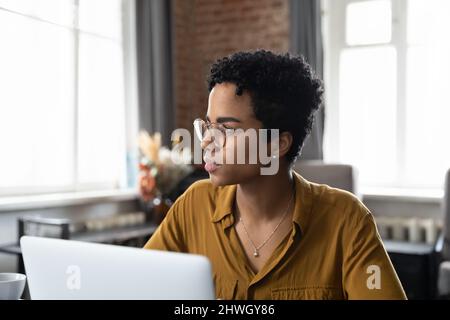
[201,130,213,149]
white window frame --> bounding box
[322,0,443,196]
[0,0,139,198]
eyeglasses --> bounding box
[193,118,234,148]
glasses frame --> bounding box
[193,118,236,149]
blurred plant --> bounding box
[138,131,193,202]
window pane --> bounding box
[0,0,74,27]
[78,0,122,40]
[408,0,450,45]
[406,0,450,188]
[77,34,126,185]
[346,0,392,46]
[0,11,74,189]
[405,46,450,188]
[339,47,397,186]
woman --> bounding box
[144,50,406,300]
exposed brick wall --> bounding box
[171,0,290,132]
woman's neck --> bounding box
[235,167,295,223]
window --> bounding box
[0,0,138,196]
[323,0,450,191]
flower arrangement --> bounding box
[138,130,193,205]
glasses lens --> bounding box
[193,119,205,141]
[209,127,225,148]
[193,119,226,148]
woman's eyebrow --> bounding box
[205,115,242,123]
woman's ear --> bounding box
[276,131,293,159]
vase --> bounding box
[142,194,172,225]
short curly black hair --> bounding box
[207,49,324,163]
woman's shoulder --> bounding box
[171,179,225,212]
[299,174,371,225]
[182,178,217,199]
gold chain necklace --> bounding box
[238,188,295,258]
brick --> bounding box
[171,0,290,130]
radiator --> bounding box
[374,216,442,245]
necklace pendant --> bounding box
[253,250,259,257]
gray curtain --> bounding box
[290,0,325,160]
[136,0,174,146]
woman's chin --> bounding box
[208,173,227,187]
[208,168,236,187]
[207,164,264,187]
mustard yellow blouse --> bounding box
[144,172,407,300]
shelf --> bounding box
[0,223,158,255]
[72,223,157,243]
[0,243,21,255]
[384,239,435,255]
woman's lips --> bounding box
[204,162,220,173]
[203,152,221,173]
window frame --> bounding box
[322,0,443,192]
[0,0,139,197]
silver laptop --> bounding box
[20,236,215,300]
